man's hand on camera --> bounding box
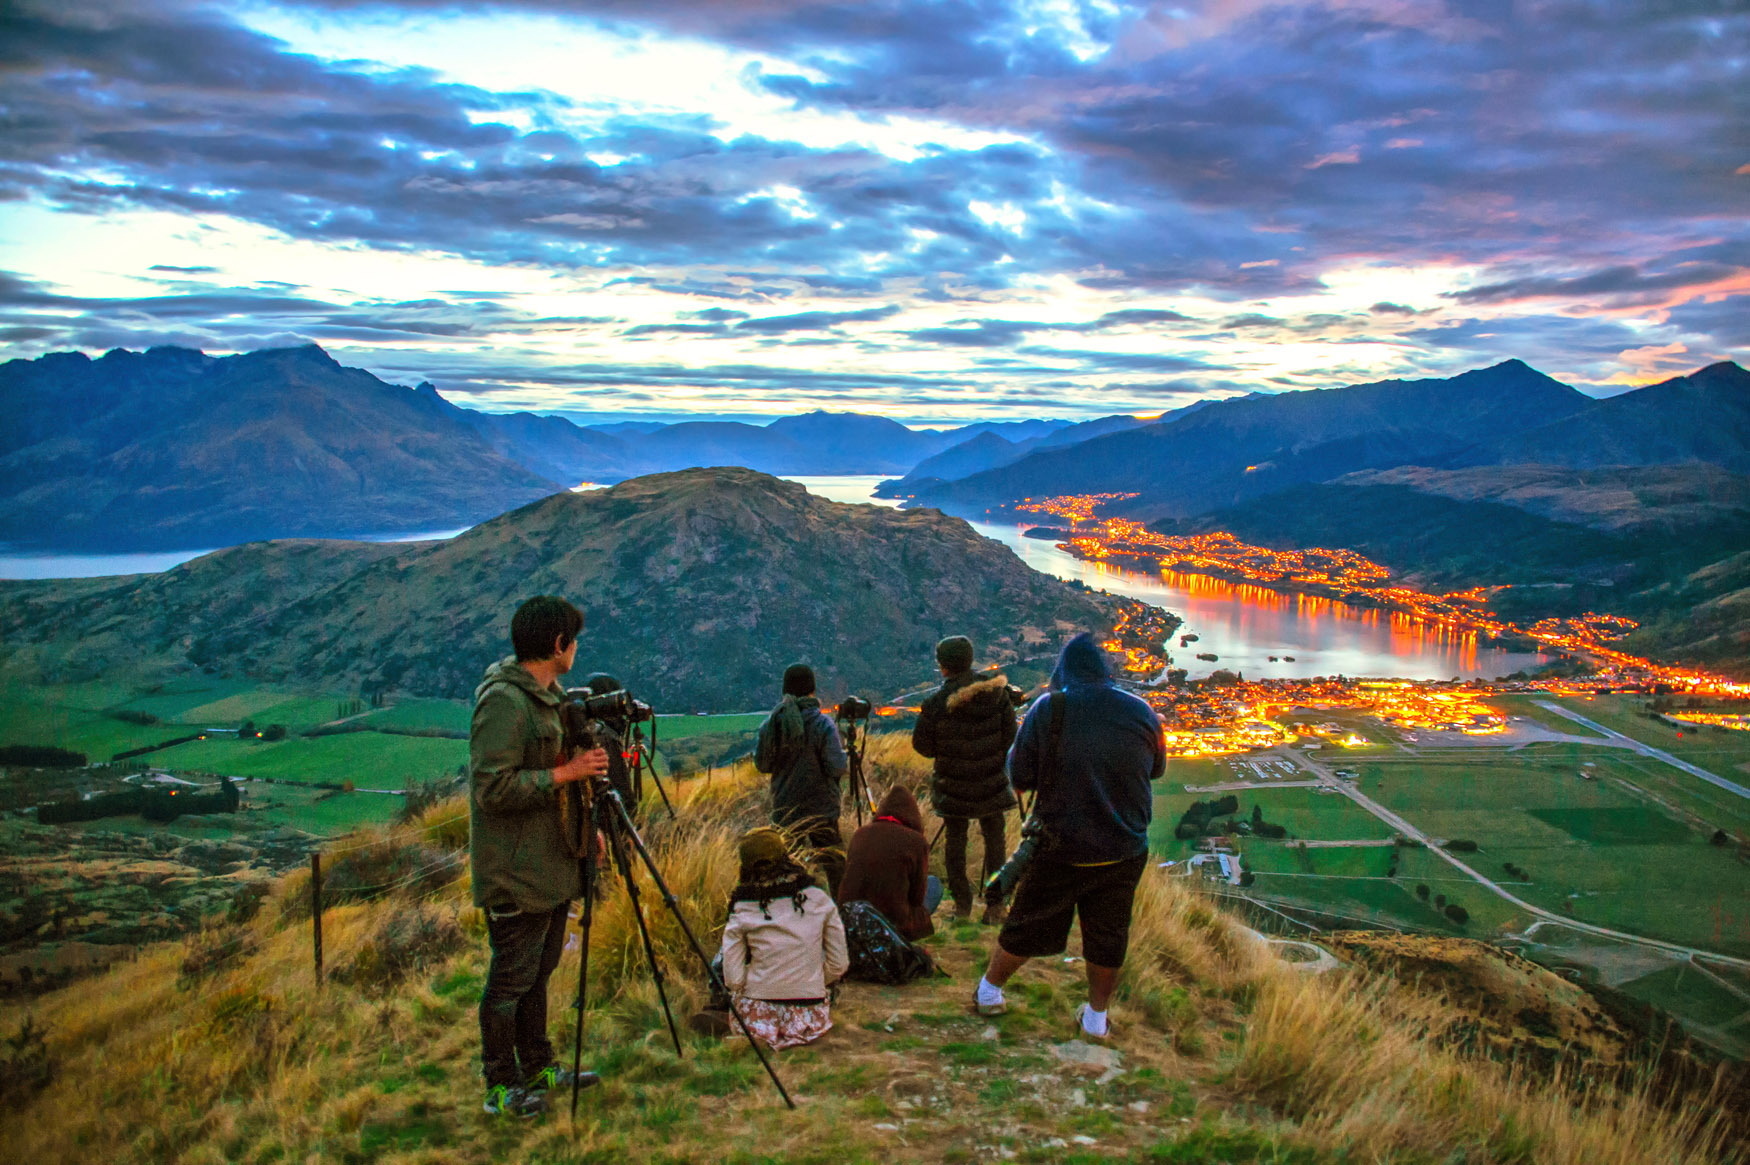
[554,746,610,786]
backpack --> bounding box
[839,900,937,985]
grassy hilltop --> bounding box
[0,468,1137,710]
[1,737,1742,1164]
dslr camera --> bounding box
[1005,684,1029,708]
[836,695,872,720]
[559,686,652,755]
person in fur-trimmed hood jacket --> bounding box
[911,635,1018,922]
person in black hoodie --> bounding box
[973,633,1165,1041]
[912,635,1018,923]
[754,663,849,897]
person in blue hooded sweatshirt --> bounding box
[973,632,1165,1040]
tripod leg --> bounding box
[602,792,796,1110]
[649,766,679,820]
[610,830,685,1057]
[571,828,596,1120]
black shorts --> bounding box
[997,854,1148,968]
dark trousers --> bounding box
[943,814,1008,908]
[480,903,569,1087]
[800,819,846,901]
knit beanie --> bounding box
[738,826,792,870]
[782,662,816,697]
[936,635,974,674]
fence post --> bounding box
[311,851,324,989]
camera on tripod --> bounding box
[836,695,872,721]
[558,680,676,820]
[564,686,653,728]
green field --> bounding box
[1350,747,1750,959]
[358,698,471,736]
[653,711,766,740]
[1150,784,1392,859]
[1542,694,1750,773]
[149,732,466,787]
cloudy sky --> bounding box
[1,0,1744,424]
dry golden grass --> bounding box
[0,733,1739,1164]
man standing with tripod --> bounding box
[470,595,610,1118]
[755,663,849,897]
[912,636,1018,923]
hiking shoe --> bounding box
[975,992,1008,1017]
[525,1064,599,1093]
[980,902,1008,926]
[483,1083,546,1118]
[954,903,974,922]
[1073,1003,1112,1043]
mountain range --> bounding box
[0,468,1129,709]
[3,342,1745,564]
[0,343,1089,551]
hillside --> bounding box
[0,746,1739,1164]
[902,360,1591,515]
[1339,463,1750,532]
[0,469,1133,709]
[1457,361,1750,472]
[0,345,562,551]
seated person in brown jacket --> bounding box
[839,786,943,941]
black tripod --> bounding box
[836,709,878,825]
[569,783,795,1117]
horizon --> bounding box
[1,1,1745,425]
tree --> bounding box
[1444,904,1469,925]
[1434,894,1446,909]
[1415,884,1430,901]
[1251,804,1264,827]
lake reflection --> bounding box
[775,476,1543,680]
[968,519,1549,681]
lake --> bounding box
[787,475,1551,682]
[0,474,1549,680]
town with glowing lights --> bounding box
[1020,493,1750,760]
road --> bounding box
[1285,745,1750,970]
[1533,700,1750,801]
[1182,779,1324,792]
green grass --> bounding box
[1542,694,1750,774]
[1526,806,1691,845]
[1151,785,1394,859]
[652,712,766,740]
[149,732,465,787]
[358,698,471,735]
[1353,750,1750,957]
[1617,962,1750,1029]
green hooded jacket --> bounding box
[469,656,582,912]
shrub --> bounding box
[1712,830,1729,846]
[0,1018,52,1103]
[1441,839,1479,853]
[333,902,466,991]
[1415,884,1430,901]
[1176,794,1240,838]
[0,745,86,768]
[179,927,258,983]
[1434,894,1446,909]
[1444,904,1470,925]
